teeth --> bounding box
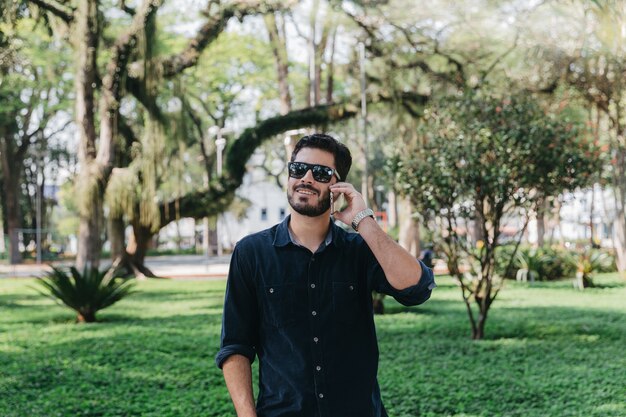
[298,190,315,195]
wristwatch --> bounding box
[351,208,375,231]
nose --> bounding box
[300,168,315,183]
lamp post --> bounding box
[209,126,228,257]
[36,142,44,264]
[202,133,212,258]
[216,134,226,257]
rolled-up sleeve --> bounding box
[367,249,436,306]
[215,244,259,369]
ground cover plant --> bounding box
[0,274,624,417]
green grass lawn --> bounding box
[1,274,624,417]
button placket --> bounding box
[308,254,327,411]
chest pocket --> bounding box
[332,282,360,325]
[262,284,297,328]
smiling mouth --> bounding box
[295,186,318,196]
[296,189,317,196]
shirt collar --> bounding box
[273,214,335,248]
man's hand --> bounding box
[329,182,367,227]
[331,182,424,291]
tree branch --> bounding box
[160,1,285,78]
[104,0,161,105]
[478,32,519,86]
[97,0,161,167]
[29,0,75,23]
[119,0,136,15]
[125,76,166,124]
[159,101,358,225]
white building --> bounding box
[220,161,288,248]
[157,149,288,251]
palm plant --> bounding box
[515,248,548,283]
[567,251,614,290]
[36,266,135,322]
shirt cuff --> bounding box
[392,260,436,306]
[215,344,257,369]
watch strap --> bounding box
[351,208,375,231]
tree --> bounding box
[493,0,626,274]
[559,2,626,276]
[0,12,71,264]
[28,0,288,270]
[392,92,600,339]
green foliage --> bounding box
[1,276,625,416]
[50,181,80,239]
[394,92,601,217]
[567,250,616,289]
[514,247,548,282]
[390,91,602,338]
[510,246,576,282]
[499,246,616,284]
[34,266,135,323]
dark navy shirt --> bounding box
[216,216,435,417]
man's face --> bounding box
[287,148,337,217]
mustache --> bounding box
[294,184,320,194]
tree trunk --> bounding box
[75,0,101,270]
[536,198,546,247]
[398,197,420,256]
[313,19,330,106]
[472,317,486,340]
[325,27,337,104]
[264,13,291,115]
[611,148,626,276]
[472,300,490,340]
[472,206,485,244]
[77,311,96,323]
[0,125,25,264]
[551,198,563,246]
[387,190,398,229]
[125,222,157,278]
[108,215,126,262]
[306,0,319,107]
[613,205,626,276]
[77,192,103,270]
[0,202,5,254]
[7,209,21,264]
[1,170,22,264]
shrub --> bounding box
[537,246,576,280]
[514,248,548,282]
[566,250,615,289]
[35,266,135,322]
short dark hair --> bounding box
[291,133,352,181]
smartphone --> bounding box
[330,192,344,215]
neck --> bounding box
[288,210,331,252]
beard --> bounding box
[287,184,331,217]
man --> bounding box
[216,133,435,417]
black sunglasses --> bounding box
[288,162,341,183]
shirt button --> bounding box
[318,393,324,399]
[312,311,317,316]
[310,283,316,289]
[349,285,354,291]
[316,366,321,371]
[269,288,274,294]
[313,337,319,343]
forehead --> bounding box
[293,147,335,168]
